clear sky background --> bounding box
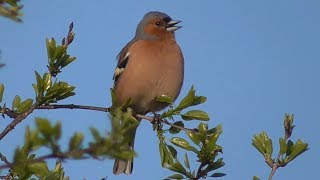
[1,1,319,179]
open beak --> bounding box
[166,20,182,32]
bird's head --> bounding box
[135,11,182,40]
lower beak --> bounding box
[166,20,182,32]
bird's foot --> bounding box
[152,112,163,131]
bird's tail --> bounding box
[113,128,137,175]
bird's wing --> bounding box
[113,40,135,85]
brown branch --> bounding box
[0,148,91,170]
[0,152,10,166]
[0,103,37,141]
[136,114,196,132]
[37,104,110,112]
[195,162,206,179]
[38,104,196,133]
[1,107,17,118]
[268,130,290,180]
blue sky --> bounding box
[1,1,319,179]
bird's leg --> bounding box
[151,112,163,131]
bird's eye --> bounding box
[155,21,161,26]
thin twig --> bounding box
[0,148,91,170]
[1,107,17,118]
[0,152,10,166]
[268,165,277,180]
[136,114,197,132]
[0,104,38,141]
[38,104,110,112]
[38,104,195,133]
[268,133,290,180]
[195,162,206,179]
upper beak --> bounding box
[166,20,182,32]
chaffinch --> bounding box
[112,11,184,175]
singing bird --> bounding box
[112,11,184,175]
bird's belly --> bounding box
[120,61,183,113]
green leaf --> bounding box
[211,158,225,170]
[61,56,76,68]
[6,0,19,6]
[156,95,173,104]
[285,139,308,164]
[252,131,273,158]
[110,88,117,106]
[13,147,26,162]
[286,140,294,157]
[55,91,75,101]
[17,98,33,113]
[186,131,201,146]
[193,96,207,105]
[35,71,44,95]
[169,121,184,134]
[32,83,38,96]
[207,129,222,153]
[24,126,43,151]
[165,174,184,180]
[181,110,210,121]
[279,138,287,155]
[90,127,101,142]
[210,173,226,177]
[29,162,50,178]
[170,137,198,153]
[36,118,52,139]
[54,45,66,60]
[253,176,261,180]
[52,122,61,141]
[167,145,177,159]
[0,83,4,102]
[46,38,56,61]
[198,123,208,134]
[123,110,139,126]
[12,95,21,109]
[43,161,66,180]
[177,86,195,109]
[184,153,190,169]
[43,73,52,91]
[69,132,84,151]
[159,139,166,167]
[167,160,188,176]
[208,124,223,135]
[159,137,174,167]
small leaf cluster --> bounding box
[0,0,23,22]
[161,86,209,122]
[10,118,65,179]
[0,24,76,120]
[8,111,138,179]
[88,107,138,160]
[155,87,225,179]
[10,160,69,180]
[33,72,75,104]
[0,83,33,118]
[252,114,308,179]
[31,24,76,104]
[46,23,76,77]
[160,123,225,179]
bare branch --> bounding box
[38,104,196,133]
[0,103,37,141]
[0,148,91,170]
[268,127,290,180]
[38,104,110,112]
[136,114,197,132]
[0,152,10,166]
